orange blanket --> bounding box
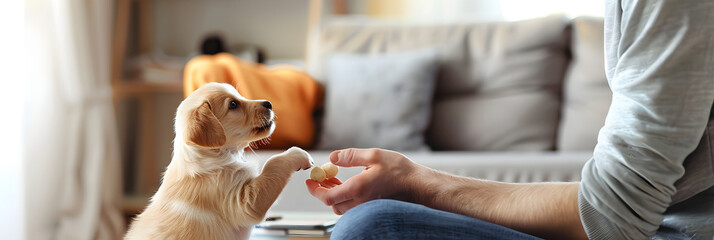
[184,53,322,149]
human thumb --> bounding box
[330,148,378,167]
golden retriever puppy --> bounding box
[125,83,313,239]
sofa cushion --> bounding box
[557,17,611,151]
[308,15,571,151]
[429,16,571,151]
[317,49,439,150]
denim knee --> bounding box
[348,199,407,216]
[329,199,542,240]
[330,199,408,240]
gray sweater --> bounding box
[578,0,714,239]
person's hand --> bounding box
[305,148,421,215]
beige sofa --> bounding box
[252,15,611,213]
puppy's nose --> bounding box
[262,101,272,110]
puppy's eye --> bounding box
[229,101,238,110]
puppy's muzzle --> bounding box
[262,101,272,110]
[255,101,274,132]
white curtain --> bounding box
[25,0,124,239]
[0,1,26,239]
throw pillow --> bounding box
[318,49,439,150]
[184,53,323,149]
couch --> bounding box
[249,15,611,213]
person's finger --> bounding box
[332,199,362,215]
[320,181,337,188]
[317,177,343,188]
[305,179,331,205]
[320,174,370,206]
[330,148,380,167]
[325,177,343,185]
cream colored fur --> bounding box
[125,83,313,240]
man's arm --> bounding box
[579,0,714,239]
[411,167,587,240]
[306,149,587,240]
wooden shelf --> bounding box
[112,79,183,96]
[113,0,176,227]
[121,194,150,216]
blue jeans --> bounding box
[330,199,542,240]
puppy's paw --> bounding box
[283,147,314,171]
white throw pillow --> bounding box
[318,49,439,151]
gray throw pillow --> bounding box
[318,49,439,150]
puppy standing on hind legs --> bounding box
[125,83,314,240]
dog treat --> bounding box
[310,166,327,182]
[309,163,340,182]
[321,162,339,179]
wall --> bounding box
[344,0,604,22]
[153,0,310,59]
[151,0,605,60]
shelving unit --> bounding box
[112,80,183,95]
[112,0,183,219]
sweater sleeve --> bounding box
[579,0,714,239]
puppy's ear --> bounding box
[185,102,226,148]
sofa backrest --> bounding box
[308,15,610,152]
